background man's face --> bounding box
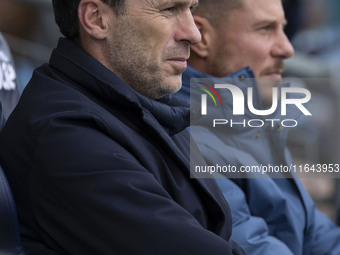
[106,0,201,99]
[209,0,294,102]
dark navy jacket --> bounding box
[176,65,340,255]
[0,38,245,255]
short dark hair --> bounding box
[52,0,126,40]
[194,0,243,27]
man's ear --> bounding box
[190,15,214,58]
[78,0,110,40]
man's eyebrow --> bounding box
[253,19,273,27]
[165,0,199,9]
[254,18,288,28]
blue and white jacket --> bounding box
[176,65,340,255]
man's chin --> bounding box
[165,81,182,96]
[258,76,282,87]
[153,79,182,99]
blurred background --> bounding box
[1,0,340,222]
[0,0,60,92]
[281,0,340,224]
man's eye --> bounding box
[259,26,270,31]
[257,25,275,34]
[163,6,176,13]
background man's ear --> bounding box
[78,0,109,40]
[190,15,214,58]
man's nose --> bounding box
[271,30,295,59]
[175,10,202,45]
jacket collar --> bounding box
[177,65,255,100]
[49,38,190,135]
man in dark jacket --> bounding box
[0,0,245,254]
[176,0,340,254]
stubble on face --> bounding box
[106,14,189,99]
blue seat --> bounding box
[0,164,26,255]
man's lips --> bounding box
[261,62,285,78]
[262,68,284,79]
[166,57,188,71]
[264,71,283,78]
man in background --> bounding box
[177,0,340,254]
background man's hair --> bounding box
[194,0,243,27]
[52,0,126,40]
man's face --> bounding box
[209,0,294,103]
[106,0,201,99]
